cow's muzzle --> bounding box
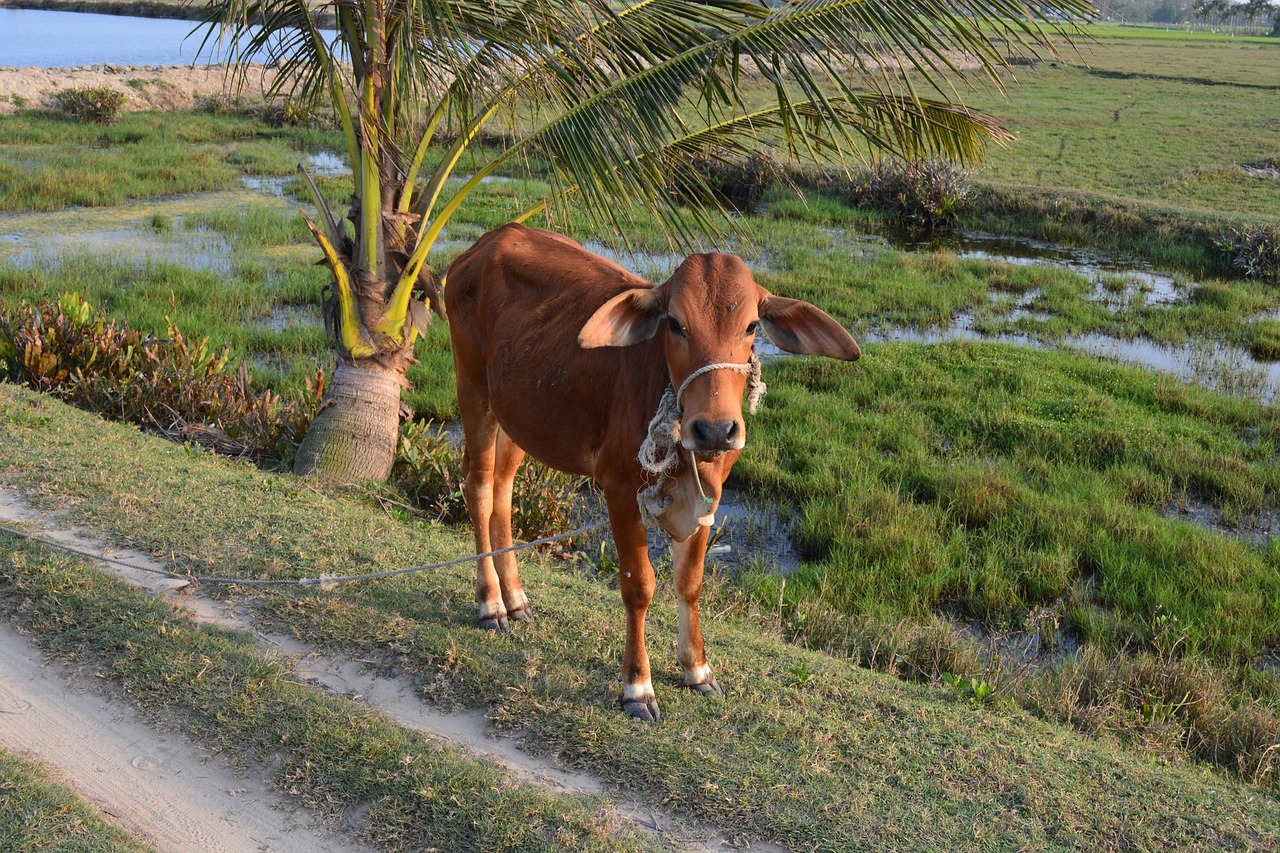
[684,417,743,454]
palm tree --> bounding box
[200,0,1090,483]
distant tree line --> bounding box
[1097,0,1279,32]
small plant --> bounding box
[0,293,321,460]
[258,98,324,128]
[1023,606,1062,655]
[54,86,126,125]
[1216,224,1280,283]
[393,420,586,540]
[788,662,814,687]
[942,672,994,704]
[149,213,172,233]
[393,420,468,524]
[9,94,27,109]
[198,93,241,115]
[673,150,786,209]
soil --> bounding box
[0,622,377,853]
[0,62,278,115]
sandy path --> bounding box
[0,62,278,114]
[0,620,375,852]
[0,487,785,852]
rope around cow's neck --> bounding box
[636,347,767,528]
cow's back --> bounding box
[446,224,667,479]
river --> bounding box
[0,8,331,67]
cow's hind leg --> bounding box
[672,526,722,697]
[604,488,660,721]
[458,386,509,631]
[490,428,531,622]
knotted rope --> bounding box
[637,346,767,528]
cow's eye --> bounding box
[667,316,686,337]
[745,321,759,336]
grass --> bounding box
[0,110,342,211]
[1,32,1279,840]
[0,747,156,852]
[947,29,1280,264]
[2,381,1280,850]
[734,342,1280,659]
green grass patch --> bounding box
[0,111,342,211]
[734,342,1280,660]
[2,384,1280,850]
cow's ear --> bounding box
[579,286,667,348]
[758,293,861,361]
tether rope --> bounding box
[0,519,609,590]
[636,346,766,528]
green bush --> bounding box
[54,86,126,125]
[673,150,786,209]
[0,293,320,460]
[394,420,587,540]
[838,157,972,228]
[1217,224,1280,283]
[257,98,326,128]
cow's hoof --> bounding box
[621,697,662,723]
[478,613,509,633]
[685,677,723,698]
[506,603,533,623]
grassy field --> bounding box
[963,40,1280,220]
[1,23,1280,847]
[937,26,1280,267]
[3,382,1280,850]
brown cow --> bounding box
[446,223,859,721]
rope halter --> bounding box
[636,346,767,528]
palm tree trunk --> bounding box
[293,360,405,481]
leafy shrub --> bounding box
[54,86,126,125]
[673,150,786,210]
[833,157,971,228]
[1217,224,1280,283]
[198,93,241,115]
[394,420,468,523]
[0,293,321,460]
[258,98,326,128]
[394,420,587,540]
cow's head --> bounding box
[579,253,859,512]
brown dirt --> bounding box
[0,62,278,114]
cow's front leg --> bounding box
[672,525,722,697]
[605,489,660,722]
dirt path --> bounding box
[0,620,374,852]
[0,487,785,852]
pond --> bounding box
[0,8,332,68]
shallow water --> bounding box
[255,303,321,332]
[0,191,285,273]
[887,228,1186,302]
[243,152,351,197]
[1165,496,1280,545]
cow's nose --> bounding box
[688,418,741,451]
